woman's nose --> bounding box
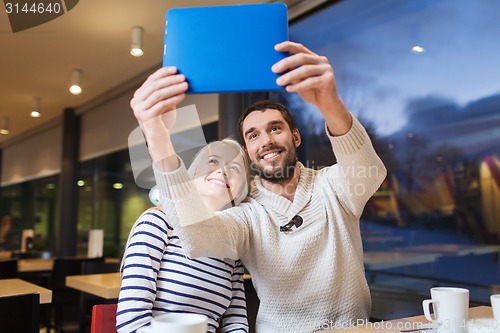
[217,167,228,176]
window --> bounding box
[0,175,59,252]
[77,121,219,257]
[269,0,500,307]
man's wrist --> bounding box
[138,117,175,162]
[321,98,352,136]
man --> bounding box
[132,41,387,332]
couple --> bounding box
[117,41,386,333]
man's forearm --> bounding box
[153,161,245,260]
[327,116,387,217]
[141,116,179,171]
[320,97,352,137]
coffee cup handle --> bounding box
[422,299,439,323]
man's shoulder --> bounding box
[301,163,338,182]
[311,162,340,173]
[302,164,342,192]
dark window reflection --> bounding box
[269,0,500,307]
[0,175,59,253]
[77,121,219,257]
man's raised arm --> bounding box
[153,160,250,260]
[130,66,250,260]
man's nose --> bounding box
[260,132,275,147]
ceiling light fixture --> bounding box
[69,69,83,95]
[0,117,10,135]
[130,26,144,57]
[411,45,425,53]
[31,97,41,118]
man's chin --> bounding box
[259,165,281,177]
[259,167,291,181]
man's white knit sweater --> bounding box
[155,116,387,333]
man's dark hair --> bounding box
[237,100,297,145]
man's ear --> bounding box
[293,128,301,148]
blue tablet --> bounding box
[163,3,289,94]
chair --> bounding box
[244,278,260,333]
[0,293,40,333]
[80,261,120,332]
[0,259,18,278]
[90,303,118,333]
[49,257,104,332]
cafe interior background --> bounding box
[1,0,499,323]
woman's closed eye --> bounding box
[208,157,220,165]
[228,163,242,174]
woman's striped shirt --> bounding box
[116,208,248,333]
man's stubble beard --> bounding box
[251,148,298,185]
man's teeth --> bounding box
[263,152,279,160]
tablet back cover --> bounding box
[163,3,288,94]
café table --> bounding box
[0,278,52,303]
[17,256,121,273]
[66,272,254,299]
[66,272,121,299]
[17,258,54,273]
[0,251,12,259]
[323,306,493,332]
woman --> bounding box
[116,68,249,333]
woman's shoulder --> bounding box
[135,206,174,231]
[142,206,167,217]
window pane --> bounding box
[271,0,500,307]
[0,175,58,252]
[77,121,219,257]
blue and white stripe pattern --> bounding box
[116,208,248,333]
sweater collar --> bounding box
[251,162,315,217]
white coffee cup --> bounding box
[422,287,469,333]
[491,294,500,323]
[138,313,208,333]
